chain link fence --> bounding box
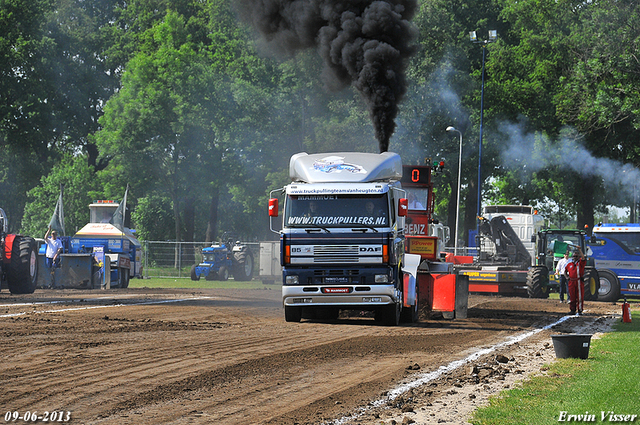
[142,241,261,279]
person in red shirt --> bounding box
[564,247,586,315]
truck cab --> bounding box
[269,152,411,325]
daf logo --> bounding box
[360,247,381,252]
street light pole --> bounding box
[470,30,497,239]
[446,126,463,256]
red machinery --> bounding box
[401,163,467,319]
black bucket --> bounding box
[551,334,592,359]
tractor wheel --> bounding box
[7,236,38,294]
[597,269,620,302]
[205,267,217,281]
[120,269,130,288]
[232,248,254,281]
[218,266,229,281]
[190,264,200,281]
[526,265,550,299]
[583,267,599,301]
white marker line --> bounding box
[0,296,214,318]
[0,293,155,308]
[330,313,582,424]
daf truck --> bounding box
[268,152,418,325]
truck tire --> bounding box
[597,269,620,302]
[583,267,599,301]
[375,303,400,326]
[190,264,200,281]
[218,266,229,281]
[526,265,549,299]
[400,282,419,323]
[232,248,254,281]
[7,236,38,294]
[284,306,302,322]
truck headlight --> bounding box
[375,274,389,283]
[285,275,299,284]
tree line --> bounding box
[2,0,639,244]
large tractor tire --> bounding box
[597,269,620,302]
[526,265,550,299]
[7,236,38,294]
[232,248,254,281]
[583,267,599,301]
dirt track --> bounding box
[0,286,619,424]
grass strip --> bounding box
[472,310,640,425]
[128,277,277,290]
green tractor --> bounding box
[526,229,599,300]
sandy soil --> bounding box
[0,286,622,425]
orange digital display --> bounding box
[401,165,430,185]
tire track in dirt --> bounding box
[1,289,617,425]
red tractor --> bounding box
[1,208,38,294]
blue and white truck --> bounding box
[589,223,640,301]
[268,152,422,325]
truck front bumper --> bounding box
[282,284,398,308]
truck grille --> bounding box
[313,245,359,263]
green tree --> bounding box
[130,194,174,241]
[21,154,101,236]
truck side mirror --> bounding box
[398,198,408,217]
[531,234,535,243]
[268,198,279,217]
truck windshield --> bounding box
[595,231,640,253]
[545,234,583,257]
[405,188,428,212]
[284,194,390,228]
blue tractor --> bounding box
[190,235,254,281]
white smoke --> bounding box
[499,119,640,200]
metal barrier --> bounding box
[142,241,260,279]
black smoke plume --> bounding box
[236,0,418,153]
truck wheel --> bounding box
[375,303,400,326]
[7,236,38,294]
[597,269,620,302]
[232,248,254,281]
[400,282,419,323]
[190,264,200,281]
[218,266,229,281]
[284,306,302,322]
[583,267,599,301]
[526,266,549,299]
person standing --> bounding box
[555,251,571,304]
[564,248,586,315]
[44,226,63,288]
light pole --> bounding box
[470,30,497,238]
[447,126,463,256]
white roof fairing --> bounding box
[289,152,402,183]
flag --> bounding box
[110,185,128,231]
[48,189,65,236]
